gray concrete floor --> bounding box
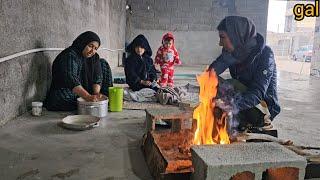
[0,65,320,180]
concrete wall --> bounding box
[126,0,269,65]
[0,0,126,125]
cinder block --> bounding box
[145,107,193,132]
[170,17,182,24]
[191,142,307,180]
[188,24,211,31]
[166,0,178,8]
[168,24,189,31]
[177,0,190,8]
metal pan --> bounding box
[60,115,100,131]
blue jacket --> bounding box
[209,34,280,120]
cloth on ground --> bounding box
[123,88,157,102]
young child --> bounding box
[155,32,181,87]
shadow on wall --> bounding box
[19,40,51,113]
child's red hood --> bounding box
[162,32,175,43]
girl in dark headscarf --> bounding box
[209,16,280,130]
[44,31,113,111]
[124,34,158,91]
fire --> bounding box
[193,70,230,145]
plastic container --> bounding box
[108,87,123,112]
[32,102,43,116]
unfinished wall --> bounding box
[126,0,269,65]
[0,0,126,125]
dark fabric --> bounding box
[238,108,265,128]
[81,54,103,94]
[210,33,280,120]
[100,59,113,96]
[208,49,237,75]
[44,47,84,111]
[125,35,157,91]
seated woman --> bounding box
[44,31,113,111]
[208,16,280,130]
[124,34,158,91]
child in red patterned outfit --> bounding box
[155,32,181,87]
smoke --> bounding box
[214,79,241,137]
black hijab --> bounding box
[71,31,101,54]
[71,31,102,93]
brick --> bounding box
[135,21,155,29]
[190,0,212,7]
[131,17,155,26]
[188,24,211,31]
[177,0,190,8]
[133,10,155,18]
[166,0,178,8]
[170,17,182,24]
[181,17,201,24]
[154,0,167,9]
[158,17,171,24]
[154,23,168,30]
[175,11,194,18]
[168,24,189,31]
[154,9,172,18]
[191,142,307,180]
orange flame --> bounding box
[193,70,230,145]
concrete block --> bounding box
[166,0,178,8]
[181,17,200,24]
[188,24,211,31]
[154,23,168,30]
[190,0,212,8]
[158,17,171,24]
[154,0,167,9]
[177,0,190,8]
[145,107,192,132]
[175,11,194,18]
[170,17,182,24]
[191,142,307,180]
[168,24,189,31]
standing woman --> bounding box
[44,31,113,111]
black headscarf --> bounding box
[217,16,257,63]
[71,31,102,93]
[71,31,101,54]
[126,34,152,57]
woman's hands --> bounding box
[73,85,106,102]
[141,80,152,86]
[84,93,107,102]
[83,94,99,102]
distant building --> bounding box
[284,1,315,55]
